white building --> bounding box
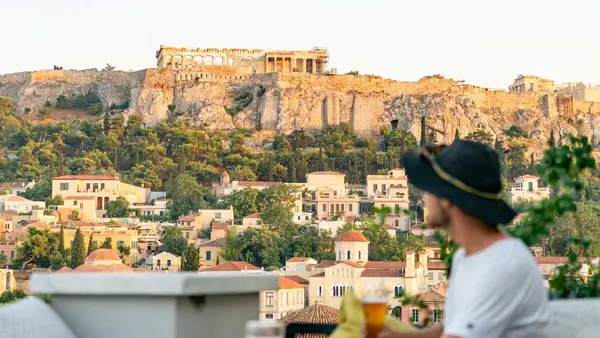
[511,175,550,203]
[0,195,45,214]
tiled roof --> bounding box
[516,174,539,180]
[211,221,229,230]
[238,181,279,187]
[360,269,402,277]
[364,261,406,269]
[310,272,326,278]
[73,264,109,272]
[200,238,226,247]
[244,212,262,219]
[314,260,336,268]
[64,196,95,200]
[335,231,369,243]
[178,212,200,222]
[287,257,313,263]
[427,260,446,270]
[6,195,30,202]
[283,275,309,284]
[201,261,260,272]
[279,276,305,289]
[53,175,119,180]
[282,304,339,327]
[414,290,445,303]
[535,256,590,264]
[6,182,29,188]
[86,249,120,261]
[56,267,73,273]
[339,260,363,268]
[105,264,134,272]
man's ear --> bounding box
[439,198,452,209]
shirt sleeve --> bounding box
[443,261,524,338]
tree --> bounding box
[222,188,261,219]
[161,227,188,256]
[549,129,556,148]
[70,228,86,268]
[454,129,460,141]
[165,174,210,219]
[107,197,129,217]
[102,63,116,71]
[103,112,111,135]
[182,243,200,271]
[58,224,66,256]
[21,180,52,201]
[118,243,131,260]
[87,233,97,255]
[419,116,427,146]
[17,227,59,270]
[49,251,66,270]
[0,252,6,267]
[101,237,113,249]
[465,129,494,146]
[71,209,81,221]
[37,109,50,119]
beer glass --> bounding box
[361,286,389,338]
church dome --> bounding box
[56,267,73,273]
[84,248,122,266]
[74,264,109,272]
[105,264,134,272]
[335,231,369,243]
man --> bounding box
[378,140,548,338]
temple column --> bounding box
[265,57,269,72]
[301,59,306,73]
[291,58,296,72]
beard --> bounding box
[427,207,451,230]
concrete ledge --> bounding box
[31,272,278,296]
[547,300,600,338]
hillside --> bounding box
[1,68,597,154]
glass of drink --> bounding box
[361,285,389,338]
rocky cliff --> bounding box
[1,69,596,153]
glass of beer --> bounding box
[362,285,389,338]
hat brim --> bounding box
[403,151,517,227]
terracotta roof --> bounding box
[105,263,134,272]
[85,248,120,261]
[364,261,406,269]
[244,212,262,219]
[310,272,326,278]
[201,261,260,272]
[360,269,403,277]
[283,275,309,284]
[279,276,305,289]
[53,175,119,180]
[314,260,336,268]
[64,196,96,200]
[282,304,339,326]
[308,171,344,176]
[287,257,313,263]
[536,256,577,264]
[427,260,446,270]
[414,290,445,303]
[73,264,109,272]
[133,267,148,272]
[56,267,73,273]
[211,221,229,230]
[178,212,200,222]
[339,260,363,268]
[238,181,279,187]
[200,238,226,247]
[6,195,30,202]
[6,182,29,188]
[335,231,369,243]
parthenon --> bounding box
[155,45,329,74]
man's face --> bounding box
[424,192,450,229]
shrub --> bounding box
[37,109,50,119]
[44,100,52,108]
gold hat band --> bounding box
[420,148,502,200]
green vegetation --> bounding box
[182,243,200,271]
[225,92,253,116]
[55,91,102,114]
[346,71,360,75]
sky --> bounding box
[1,0,599,89]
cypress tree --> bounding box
[530,153,535,174]
[71,228,86,268]
[87,233,97,256]
[58,224,66,257]
[549,129,556,148]
[182,243,200,271]
[101,237,113,249]
[420,116,427,146]
[289,155,297,183]
[454,129,460,141]
[103,112,110,135]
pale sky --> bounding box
[1,0,599,88]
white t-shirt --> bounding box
[443,237,549,338]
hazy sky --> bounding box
[1,0,599,88]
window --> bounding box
[60,183,69,191]
[373,184,378,193]
[215,212,221,219]
[265,292,274,307]
[394,204,400,214]
[265,314,274,319]
[358,250,362,260]
[438,272,445,280]
[101,183,105,190]
[317,285,323,297]
[393,285,404,298]
[338,250,341,261]
[428,272,433,280]
[93,241,98,248]
[167,259,172,267]
[185,232,190,239]
[73,200,78,206]
[93,183,99,192]
[157,259,161,267]
[10,251,14,259]
[433,309,443,323]
[322,204,326,212]
[411,308,420,323]
[346,250,351,260]
[206,251,212,261]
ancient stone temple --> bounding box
[155,45,329,74]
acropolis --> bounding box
[156,45,329,74]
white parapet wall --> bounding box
[30,272,279,338]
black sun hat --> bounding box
[402,140,516,227]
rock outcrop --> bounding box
[1,69,597,154]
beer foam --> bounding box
[361,297,388,304]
